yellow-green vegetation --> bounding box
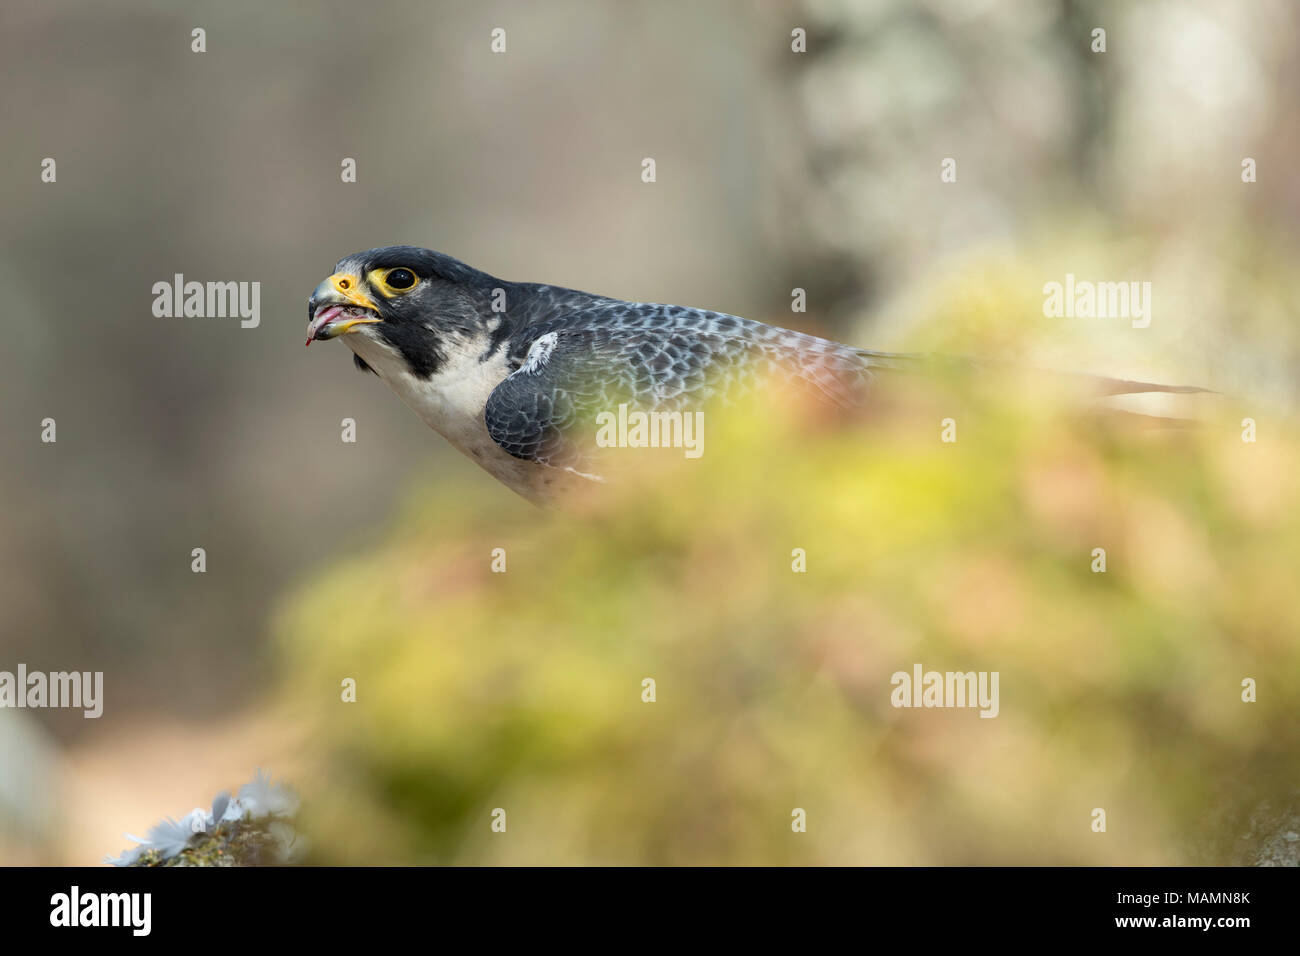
[274,310,1298,865]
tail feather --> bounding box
[856,349,1211,397]
[1081,375,1214,397]
[854,349,1213,429]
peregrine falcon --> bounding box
[307,245,1198,505]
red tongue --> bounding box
[306,305,346,346]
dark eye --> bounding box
[384,268,416,290]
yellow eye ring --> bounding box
[372,267,419,297]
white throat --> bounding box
[341,328,543,494]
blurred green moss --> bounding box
[271,278,1299,865]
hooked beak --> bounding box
[306,273,382,346]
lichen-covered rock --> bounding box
[107,770,304,867]
[1242,796,1300,867]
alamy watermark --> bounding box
[595,403,704,458]
[1043,273,1151,328]
[0,664,103,718]
[50,886,150,936]
[890,664,999,718]
[152,275,260,328]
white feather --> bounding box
[344,328,545,497]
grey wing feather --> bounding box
[482,300,1213,472]
[483,302,891,471]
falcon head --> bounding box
[306,245,493,376]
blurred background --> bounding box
[1,0,1298,864]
